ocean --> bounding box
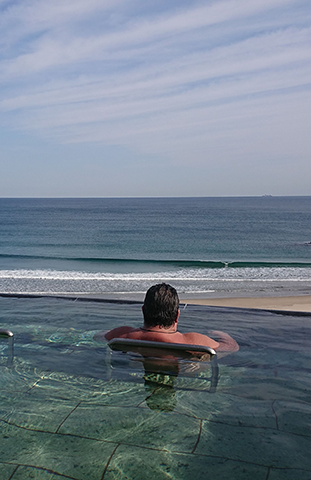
[0,196,311,298]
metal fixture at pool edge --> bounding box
[0,329,14,366]
[107,338,219,393]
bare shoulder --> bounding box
[208,330,239,352]
[180,332,219,349]
[95,326,137,342]
[180,330,239,352]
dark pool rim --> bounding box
[1,292,311,317]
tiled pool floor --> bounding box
[1,355,311,480]
[1,298,311,479]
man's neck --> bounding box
[141,325,177,334]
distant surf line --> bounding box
[1,254,311,269]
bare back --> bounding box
[96,324,239,352]
[102,326,220,349]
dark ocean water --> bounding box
[0,196,311,297]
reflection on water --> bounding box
[144,382,177,412]
[107,344,219,413]
[1,296,311,479]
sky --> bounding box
[0,0,310,197]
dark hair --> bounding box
[143,283,179,328]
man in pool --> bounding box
[95,283,239,352]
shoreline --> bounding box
[73,292,311,313]
[1,292,311,313]
[180,295,311,312]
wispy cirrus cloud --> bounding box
[0,0,311,195]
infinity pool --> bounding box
[0,295,311,479]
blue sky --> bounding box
[0,0,310,197]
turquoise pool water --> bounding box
[0,295,311,479]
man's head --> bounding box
[143,283,179,329]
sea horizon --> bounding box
[1,196,311,298]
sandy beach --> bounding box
[181,295,311,313]
[76,292,311,313]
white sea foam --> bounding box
[0,267,311,280]
[0,267,311,295]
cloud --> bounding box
[0,0,310,173]
[1,0,308,78]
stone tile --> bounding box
[268,467,311,480]
[223,366,311,404]
[30,376,147,407]
[88,379,149,406]
[209,397,276,429]
[273,400,311,437]
[170,366,217,393]
[173,390,227,420]
[139,383,180,412]
[0,362,39,395]
[195,421,311,470]
[29,374,112,403]
[58,404,200,453]
[11,466,72,479]
[173,390,276,429]
[0,463,18,480]
[269,372,311,404]
[0,394,76,433]
[224,378,311,403]
[104,444,268,480]
[0,422,116,480]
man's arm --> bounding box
[94,326,135,342]
[208,330,239,352]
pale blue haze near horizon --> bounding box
[0,0,311,197]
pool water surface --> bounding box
[0,295,311,479]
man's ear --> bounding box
[175,309,180,324]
